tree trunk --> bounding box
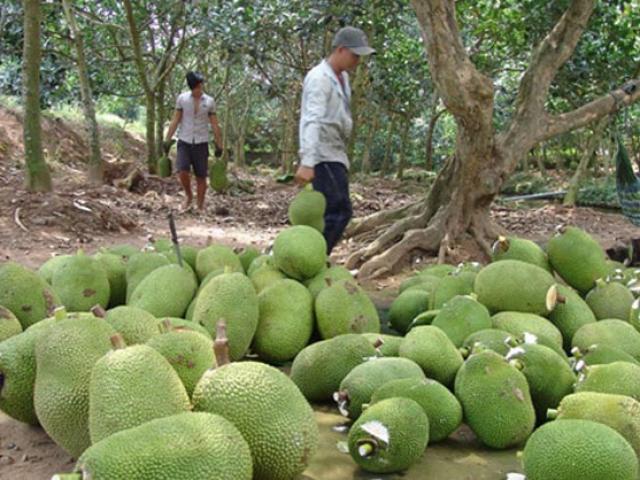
[381,115,396,174]
[155,78,167,171]
[563,116,609,206]
[22,0,52,192]
[396,118,411,180]
[144,93,156,173]
[62,0,103,184]
[360,112,379,174]
[347,63,369,159]
[425,99,444,171]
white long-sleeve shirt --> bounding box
[299,60,353,169]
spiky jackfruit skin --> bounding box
[273,225,327,281]
[147,330,214,397]
[575,361,640,401]
[195,244,243,281]
[159,318,211,339]
[290,334,377,402]
[575,344,640,366]
[548,285,596,351]
[491,312,563,352]
[71,412,253,480]
[93,252,127,308]
[179,245,199,270]
[51,255,110,312]
[399,326,463,386]
[104,306,158,345]
[388,289,430,334]
[315,279,380,339]
[209,159,229,193]
[193,272,259,361]
[431,271,476,309]
[399,273,440,294]
[288,187,326,232]
[129,264,197,318]
[546,226,610,295]
[507,343,575,423]
[338,357,426,420]
[432,295,492,347]
[34,315,116,458]
[418,264,456,277]
[371,377,462,443]
[474,260,556,315]
[572,319,640,360]
[105,244,139,259]
[552,392,640,456]
[305,265,353,299]
[461,329,514,357]
[193,361,318,480]
[252,279,313,364]
[37,254,72,284]
[348,397,429,474]
[238,247,261,273]
[0,262,60,328]
[246,254,274,276]
[89,344,191,443]
[0,306,22,342]
[585,280,634,320]
[363,333,403,357]
[125,252,170,302]
[454,351,535,449]
[491,237,552,272]
[249,265,287,293]
[522,419,638,480]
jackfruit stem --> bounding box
[159,319,173,334]
[509,359,524,371]
[372,338,384,349]
[90,305,106,318]
[555,294,566,305]
[459,347,470,358]
[53,306,67,321]
[213,320,230,367]
[545,285,558,312]
[357,440,377,458]
[110,334,127,350]
[547,409,559,420]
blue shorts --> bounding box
[176,140,208,178]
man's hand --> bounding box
[163,139,175,155]
[295,166,315,186]
[214,145,223,157]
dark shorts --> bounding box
[176,140,208,178]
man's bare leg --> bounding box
[196,177,207,211]
[178,171,193,209]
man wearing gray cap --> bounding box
[295,26,375,254]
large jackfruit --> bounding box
[89,337,191,443]
[0,262,60,328]
[491,311,563,353]
[93,252,127,308]
[491,236,551,272]
[290,334,377,402]
[522,419,638,480]
[430,271,476,309]
[57,412,253,480]
[37,254,73,284]
[388,289,431,334]
[159,317,212,339]
[363,333,403,357]
[461,328,515,357]
[454,350,535,449]
[348,397,429,474]
[238,246,261,273]
[104,306,158,345]
[548,284,596,351]
[125,252,170,302]
[431,295,492,347]
[249,264,287,293]
[585,278,634,320]
[195,244,243,281]
[575,361,640,401]
[572,319,640,360]
[105,244,139,259]
[572,344,640,367]
[315,279,380,339]
[546,226,609,295]
[51,254,110,312]
[399,273,441,295]
[288,185,326,233]
[252,279,313,364]
[193,361,318,480]
[273,225,327,280]
[305,265,353,299]
[129,264,197,318]
[0,306,22,342]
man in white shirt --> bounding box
[295,27,375,253]
[165,72,223,212]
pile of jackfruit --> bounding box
[0,221,639,479]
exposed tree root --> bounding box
[345,201,422,238]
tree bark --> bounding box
[396,118,411,180]
[381,115,397,174]
[62,0,103,184]
[360,110,379,174]
[22,0,52,192]
[425,103,445,171]
[155,78,167,172]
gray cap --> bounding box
[332,27,375,56]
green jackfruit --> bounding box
[34,315,116,457]
[105,244,139,259]
[197,268,225,292]
[61,412,252,480]
[195,244,243,281]
[363,333,403,357]
[184,297,197,320]
[585,278,634,320]
[273,225,327,280]
[461,329,514,357]
[431,271,476,309]
[630,298,640,331]
[388,289,431,334]
[575,361,640,400]
[125,252,170,302]
[0,262,60,328]
[209,159,229,193]
[431,295,492,347]
[238,246,260,273]
[398,326,463,386]
[253,279,313,364]
[454,350,535,449]
[398,273,440,294]
[104,306,158,345]
[193,361,318,480]
[179,245,199,270]
[546,226,609,295]
[549,392,640,456]
[88,337,191,443]
[474,260,557,315]
[160,318,211,339]
[548,284,596,351]
[93,252,127,308]
[152,237,173,253]
[572,319,640,360]
[0,306,22,342]
[348,397,429,474]
[305,265,353,299]
[572,344,640,367]
[491,311,563,352]
[129,264,197,318]
[491,236,551,272]
[51,254,110,312]
[371,377,462,443]
[147,325,215,397]
[408,309,440,329]
[506,343,575,423]
[38,254,73,284]
[290,334,377,402]
[418,264,456,277]
[315,279,380,339]
[336,357,426,420]
[246,254,274,276]
[522,419,638,480]
[249,265,287,293]
[288,185,326,232]
[193,272,259,361]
